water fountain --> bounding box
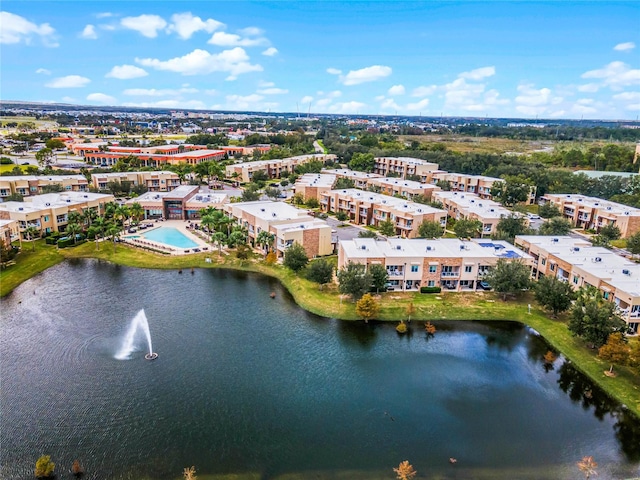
[114,309,158,360]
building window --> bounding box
[428,280,435,287]
[465,265,473,273]
[573,275,579,285]
[550,264,556,271]
[411,265,419,273]
[541,258,546,266]
[603,291,610,300]
[429,265,437,273]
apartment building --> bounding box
[0,192,114,238]
[293,174,337,201]
[91,171,181,192]
[0,219,19,246]
[338,237,532,292]
[0,175,88,198]
[433,191,522,237]
[540,194,640,238]
[429,172,537,205]
[127,187,228,220]
[71,142,206,157]
[373,157,440,181]
[367,177,440,200]
[224,201,333,258]
[225,154,337,183]
[321,169,383,190]
[515,235,640,333]
[320,189,447,238]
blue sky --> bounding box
[1,1,639,119]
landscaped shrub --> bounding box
[420,286,441,294]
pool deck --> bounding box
[122,220,212,255]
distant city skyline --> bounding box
[1,1,639,119]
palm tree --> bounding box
[92,216,106,250]
[208,162,225,188]
[256,230,275,254]
[129,202,144,225]
[104,202,118,221]
[66,222,82,245]
[114,205,131,228]
[24,225,40,251]
[67,210,83,227]
[82,208,97,229]
[213,231,226,256]
[106,224,120,253]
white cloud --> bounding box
[406,98,430,112]
[300,95,314,104]
[46,75,91,88]
[315,98,332,108]
[582,61,640,90]
[80,24,98,39]
[257,87,288,95]
[613,91,640,102]
[459,66,495,80]
[258,80,274,87]
[226,94,265,110]
[61,96,76,102]
[578,83,600,93]
[0,12,57,46]
[614,42,635,52]
[167,12,223,40]
[204,89,218,96]
[86,93,117,104]
[137,47,262,77]
[36,68,51,75]
[120,14,167,38]
[412,85,437,97]
[379,97,429,113]
[123,87,198,96]
[388,85,405,96]
[105,64,148,79]
[327,90,342,98]
[328,101,368,114]
[341,65,392,86]
[239,27,263,36]
[327,67,342,75]
[96,12,114,19]
[514,83,562,116]
[262,47,278,56]
[123,99,207,109]
[443,78,486,107]
[208,31,267,47]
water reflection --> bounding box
[558,361,640,462]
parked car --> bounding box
[479,281,492,291]
[527,213,541,220]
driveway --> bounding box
[324,216,368,243]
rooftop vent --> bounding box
[552,238,559,242]
[595,257,602,262]
[45,203,50,206]
[396,245,402,250]
[361,245,366,250]
[417,209,422,213]
[18,207,24,211]
[607,206,612,210]
[573,247,580,252]
[260,208,265,212]
[272,213,277,217]
[622,269,630,275]
[426,245,434,251]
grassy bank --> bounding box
[2,241,639,418]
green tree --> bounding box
[256,230,275,254]
[379,219,396,236]
[538,217,572,236]
[356,293,379,322]
[369,263,389,293]
[35,455,55,478]
[283,242,309,272]
[598,332,630,374]
[358,229,378,239]
[129,202,144,225]
[264,186,280,200]
[250,169,269,186]
[35,147,55,168]
[334,177,355,190]
[66,222,82,245]
[306,258,334,289]
[417,220,444,238]
[348,152,375,172]
[538,202,561,219]
[490,176,532,207]
[241,184,261,202]
[336,211,349,222]
[106,223,120,253]
[599,223,621,242]
[485,258,531,300]
[435,179,451,191]
[306,197,320,209]
[534,275,575,318]
[453,218,482,239]
[494,214,529,242]
[45,138,66,150]
[24,225,40,251]
[213,231,226,256]
[337,261,372,300]
[569,287,626,348]
[626,231,640,257]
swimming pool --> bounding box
[141,227,199,249]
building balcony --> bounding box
[441,272,460,278]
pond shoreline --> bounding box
[1,241,639,419]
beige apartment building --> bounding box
[515,235,640,333]
[367,177,440,200]
[225,154,337,183]
[430,172,537,205]
[224,201,333,258]
[0,192,114,238]
[127,187,228,220]
[0,175,89,199]
[321,169,383,190]
[338,237,532,292]
[373,157,440,181]
[320,189,447,238]
[91,171,181,192]
[293,174,337,202]
[433,191,522,237]
[0,219,19,246]
[540,194,640,238]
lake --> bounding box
[1,259,639,479]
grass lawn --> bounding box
[0,164,31,174]
[611,239,627,249]
[2,241,639,418]
[316,139,328,153]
